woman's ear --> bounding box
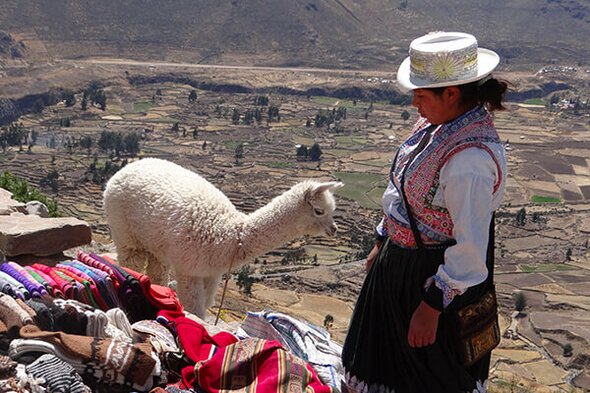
[444,86,461,105]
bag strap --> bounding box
[398,126,434,251]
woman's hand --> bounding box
[408,301,441,348]
[365,241,382,273]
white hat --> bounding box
[396,32,500,92]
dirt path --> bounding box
[59,58,394,76]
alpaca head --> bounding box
[300,181,343,237]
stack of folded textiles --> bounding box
[0,251,344,392]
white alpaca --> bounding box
[103,158,342,317]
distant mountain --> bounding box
[0,0,588,70]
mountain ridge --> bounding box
[0,0,588,70]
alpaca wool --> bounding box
[17,325,159,391]
[0,273,19,298]
[60,262,113,309]
[132,319,179,353]
[157,309,238,388]
[124,267,184,313]
[0,293,33,338]
[15,363,46,393]
[5,262,47,297]
[0,270,30,300]
[51,304,88,335]
[77,251,122,289]
[26,354,91,393]
[194,338,332,393]
[0,354,17,379]
[25,299,54,331]
[93,254,157,322]
[103,158,340,318]
[106,308,134,338]
[23,268,53,297]
[26,267,61,298]
[15,298,37,321]
[69,261,119,308]
[55,265,102,309]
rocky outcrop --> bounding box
[0,188,91,257]
[0,214,91,257]
[0,188,26,215]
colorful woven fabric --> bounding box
[14,324,159,391]
[26,354,91,393]
[124,267,184,313]
[0,263,39,298]
[385,106,502,248]
[157,308,238,388]
[195,338,332,393]
[6,262,48,297]
[31,264,73,299]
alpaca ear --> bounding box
[305,181,344,201]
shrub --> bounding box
[513,290,527,312]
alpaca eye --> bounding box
[313,208,325,216]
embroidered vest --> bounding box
[386,106,502,248]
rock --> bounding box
[0,188,26,216]
[0,215,92,257]
[25,201,49,217]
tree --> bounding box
[234,142,244,165]
[296,145,308,160]
[30,130,38,145]
[188,90,197,103]
[80,136,93,150]
[267,105,280,122]
[309,143,322,161]
[235,265,255,295]
[401,110,410,124]
[566,248,572,261]
[563,343,573,357]
[232,109,241,125]
[123,132,141,156]
[323,314,334,330]
[513,290,526,313]
[81,92,88,111]
[516,207,526,226]
[254,96,269,106]
[63,90,76,107]
[40,169,59,193]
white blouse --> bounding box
[377,144,506,303]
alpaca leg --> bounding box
[108,215,147,272]
[175,274,207,318]
[145,253,170,285]
[114,244,148,272]
[203,275,223,313]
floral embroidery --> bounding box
[386,106,502,249]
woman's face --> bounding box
[411,88,448,125]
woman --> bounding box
[342,32,508,393]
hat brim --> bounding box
[396,48,500,92]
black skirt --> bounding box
[341,239,490,393]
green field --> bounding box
[531,195,560,203]
[523,98,545,105]
[334,135,370,147]
[333,171,386,209]
[266,161,293,169]
[133,100,155,113]
[519,263,575,273]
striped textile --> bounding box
[195,338,332,393]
